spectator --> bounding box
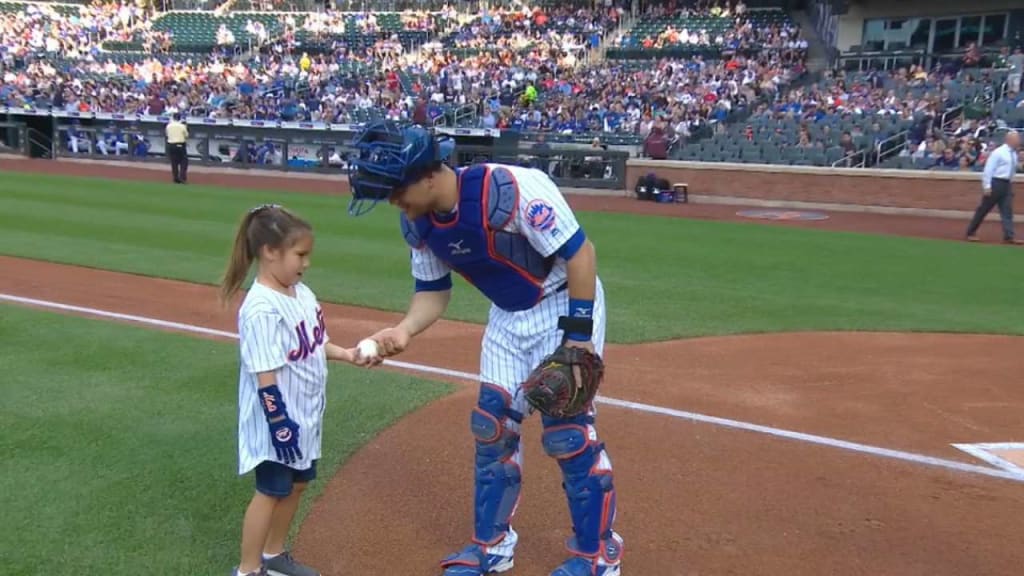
[933,148,959,170]
[412,97,428,126]
[644,125,669,159]
[839,131,856,154]
[962,42,981,68]
[1008,47,1023,95]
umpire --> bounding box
[966,130,1022,244]
[165,112,189,184]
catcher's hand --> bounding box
[523,343,604,419]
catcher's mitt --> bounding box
[523,344,605,419]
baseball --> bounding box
[357,339,379,359]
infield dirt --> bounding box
[2,159,1023,575]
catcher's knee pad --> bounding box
[541,414,617,556]
[470,383,523,546]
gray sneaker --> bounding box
[264,551,321,576]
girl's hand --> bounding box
[326,344,361,365]
[352,345,383,368]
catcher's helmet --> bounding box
[346,119,454,216]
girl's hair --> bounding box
[219,204,313,304]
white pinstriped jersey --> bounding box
[408,163,605,394]
[236,280,329,475]
[410,163,580,299]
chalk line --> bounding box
[3,292,1023,485]
[953,443,1024,476]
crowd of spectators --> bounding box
[0,0,901,162]
[613,0,805,55]
[0,0,810,134]
[3,45,421,123]
[439,2,620,51]
[4,0,1020,174]
[866,62,1023,171]
[410,0,806,139]
[897,101,1024,172]
[287,7,453,39]
[0,0,155,58]
[487,52,787,136]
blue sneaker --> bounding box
[440,544,515,575]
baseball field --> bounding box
[2,158,1024,575]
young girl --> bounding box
[220,203,361,576]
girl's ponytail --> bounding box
[219,209,260,306]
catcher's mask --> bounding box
[347,119,454,216]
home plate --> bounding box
[991,448,1024,469]
[952,442,1024,476]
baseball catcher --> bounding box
[347,119,623,576]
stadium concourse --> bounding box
[1,0,1022,168]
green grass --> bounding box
[2,171,1023,340]
[0,304,452,576]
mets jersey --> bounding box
[236,280,329,475]
[403,163,582,310]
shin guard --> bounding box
[541,413,618,557]
[470,383,523,546]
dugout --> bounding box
[22,115,55,159]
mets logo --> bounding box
[260,391,281,416]
[274,427,293,442]
[288,308,327,362]
[525,199,556,231]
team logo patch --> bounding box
[448,239,471,255]
[288,308,327,362]
[261,392,279,414]
[275,427,293,442]
[525,199,556,231]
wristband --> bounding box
[569,298,594,319]
[259,385,288,420]
[560,296,594,341]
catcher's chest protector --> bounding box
[400,165,554,312]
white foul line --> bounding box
[3,292,1024,485]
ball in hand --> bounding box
[357,339,379,359]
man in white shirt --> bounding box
[966,131,1021,244]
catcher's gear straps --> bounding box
[467,383,523,547]
[541,413,617,558]
[399,163,557,293]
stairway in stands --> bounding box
[788,7,830,74]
